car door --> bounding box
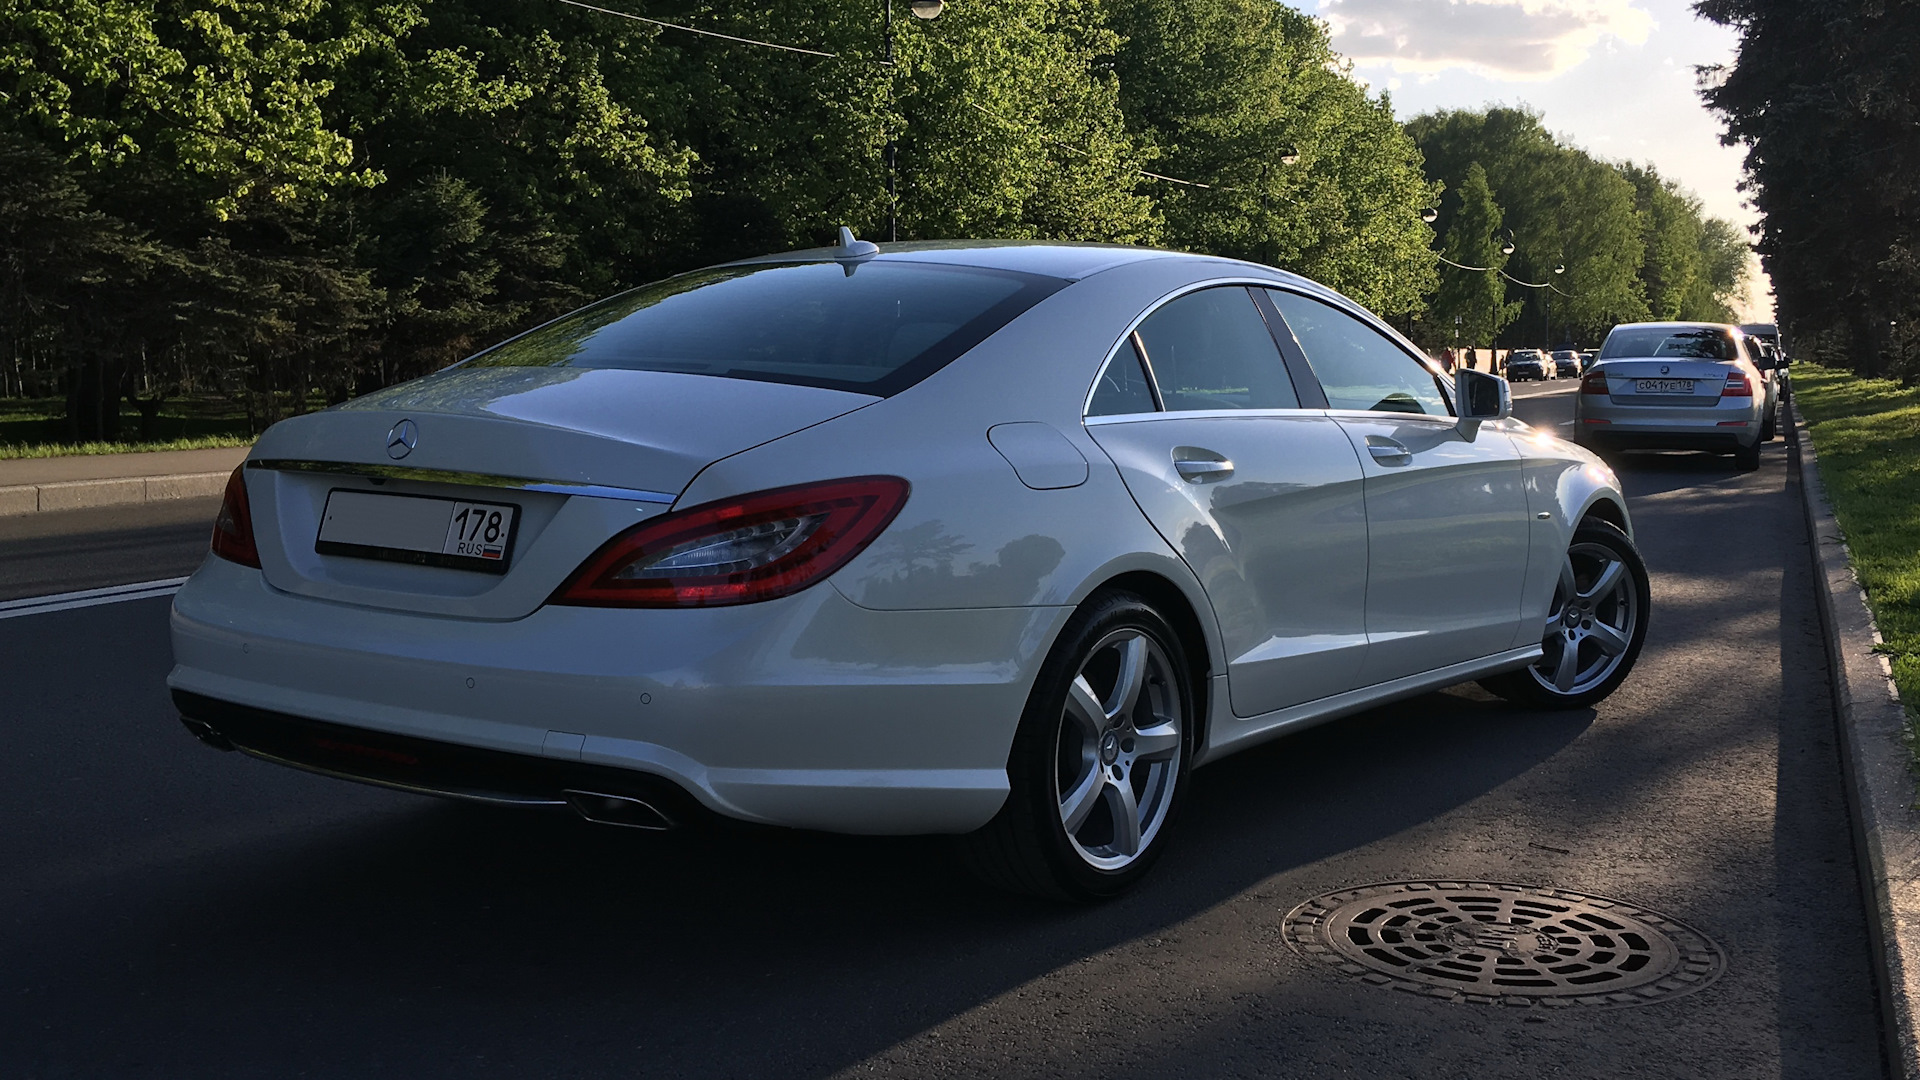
[1263,288,1531,686]
[1084,284,1371,716]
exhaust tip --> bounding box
[178,715,234,751]
[565,790,675,831]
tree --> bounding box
[1697,0,1920,378]
[1621,163,1703,322]
[1408,107,1648,345]
[1420,163,1520,349]
[1677,216,1752,324]
[1107,0,1437,315]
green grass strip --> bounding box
[1793,364,1920,735]
[0,434,256,459]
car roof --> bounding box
[724,239,1282,283]
[1608,321,1743,335]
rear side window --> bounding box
[1129,287,1299,412]
[1088,344,1159,416]
[1265,290,1449,416]
[464,261,1065,396]
[1600,327,1738,361]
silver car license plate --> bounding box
[316,489,518,574]
[1634,378,1695,394]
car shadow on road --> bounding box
[4,688,1591,1079]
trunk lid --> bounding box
[1591,358,1733,406]
[244,367,876,619]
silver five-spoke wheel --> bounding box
[1529,541,1638,696]
[962,592,1195,900]
[1482,519,1649,710]
[1055,629,1184,870]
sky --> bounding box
[1276,0,1772,320]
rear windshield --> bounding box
[464,261,1065,395]
[1600,327,1738,361]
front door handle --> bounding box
[1365,435,1412,465]
[1174,456,1234,483]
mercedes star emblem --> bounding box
[386,419,419,460]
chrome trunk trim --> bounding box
[247,459,678,504]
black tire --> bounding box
[1480,519,1650,710]
[959,591,1196,902]
[1759,405,1777,442]
[1734,440,1761,470]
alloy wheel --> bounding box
[1527,541,1640,697]
[1054,629,1184,870]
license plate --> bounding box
[316,489,519,574]
[1634,378,1695,394]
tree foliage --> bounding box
[1109,0,1436,315]
[1696,0,1920,380]
[1416,162,1520,349]
[0,0,1758,438]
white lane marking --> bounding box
[0,577,189,620]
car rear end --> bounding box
[1573,324,1765,456]
[1507,352,1548,381]
[167,253,1076,836]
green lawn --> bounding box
[1793,364,1920,733]
[0,396,258,458]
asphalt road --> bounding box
[0,388,1885,1078]
[0,496,221,601]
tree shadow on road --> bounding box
[1,687,1591,1080]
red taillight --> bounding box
[1580,370,1609,395]
[1721,372,1753,397]
[553,476,910,608]
[210,465,261,568]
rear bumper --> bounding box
[1573,398,1763,451]
[1576,429,1752,452]
[168,556,1065,834]
[174,689,710,826]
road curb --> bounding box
[0,471,229,517]
[1793,401,1919,1079]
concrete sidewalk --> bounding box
[0,446,249,516]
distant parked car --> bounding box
[1576,321,1780,469]
[1507,349,1551,381]
[1739,323,1791,409]
[1552,350,1582,378]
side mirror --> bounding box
[1752,350,1777,372]
[1456,367,1511,433]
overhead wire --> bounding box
[551,0,845,60]
[553,0,1276,200]
[1436,253,1573,296]
[558,0,1578,303]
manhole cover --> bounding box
[1283,881,1725,1007]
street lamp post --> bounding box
[1544,263,1565,349]
[883,0,945,242]
[884,0,894,240]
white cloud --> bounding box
[1318,0,1656,82]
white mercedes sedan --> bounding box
[169,237,1649,900]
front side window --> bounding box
[464,261,1064,396]
[1128,287,1299,412]
[1265,290,1450,416]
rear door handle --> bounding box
[1174,457,1234,483]
[1365,435,1411,465]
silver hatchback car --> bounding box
[1574,322,1780,469]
